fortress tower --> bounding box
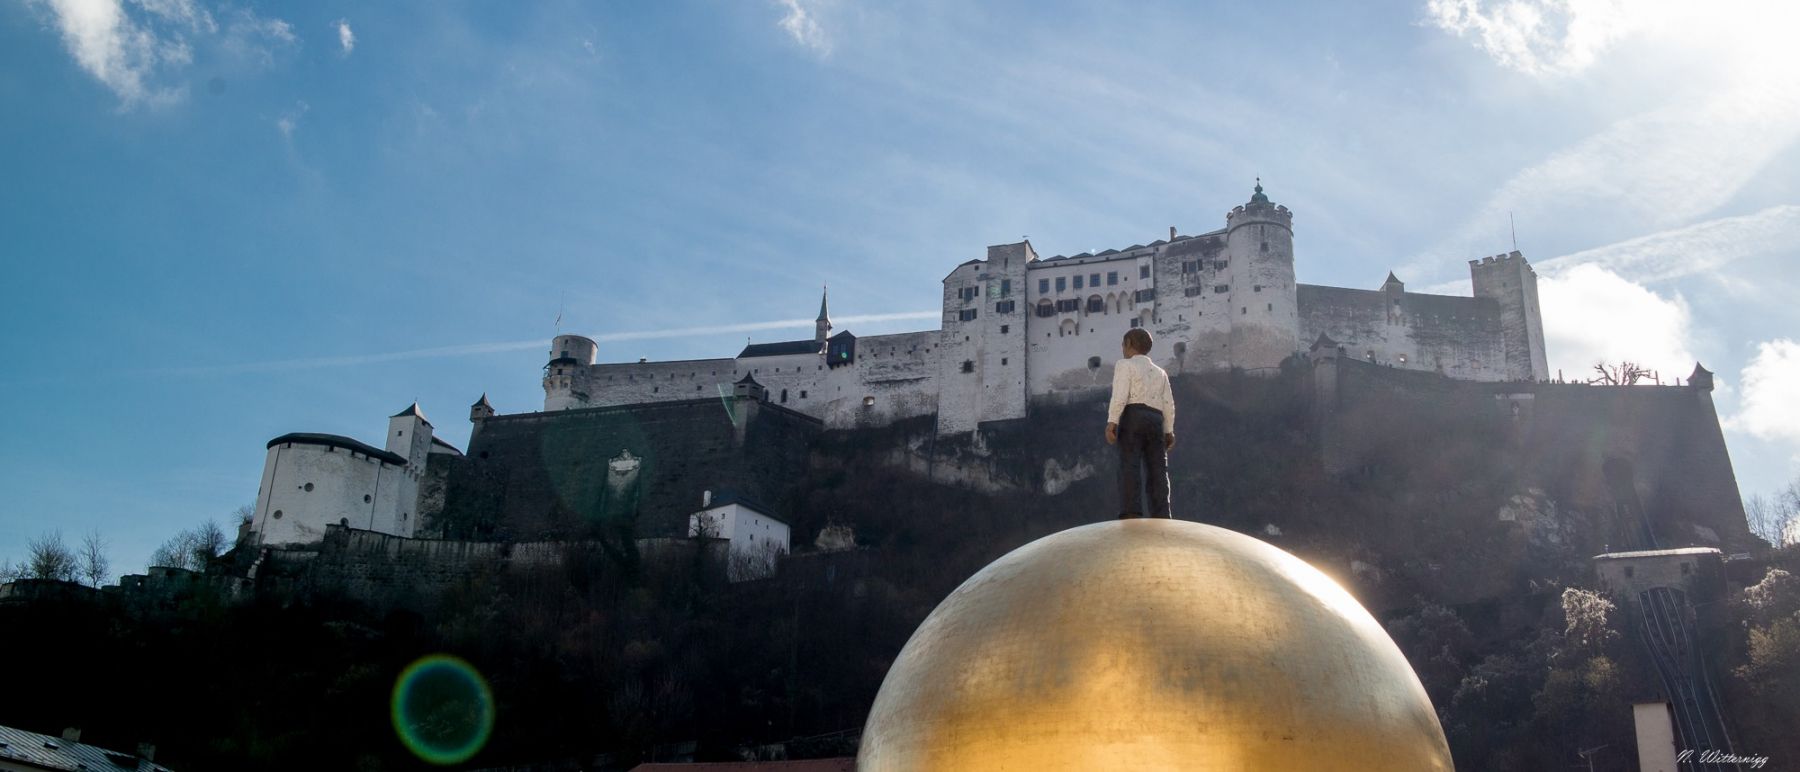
[1469,252,1549,381]
[544,334,599,411]
[936,241,1033,434]
[816,286,832,343]
[1224,181,1299,371]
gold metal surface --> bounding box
[857,519,1453,771]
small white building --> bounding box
[688,493,789,581]
[248,403,459,546]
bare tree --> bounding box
[0,557,19,583]
[149,519,230,571]
[1589,361,1652,386]
[26,531,78,582]
[78,530,110,588]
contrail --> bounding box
[144,311,942,376]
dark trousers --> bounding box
[1118,403,1171,518]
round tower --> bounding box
[1224,180,1299,372]
[544,334,597,411]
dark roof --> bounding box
[1311,332,1340,349]
[696,492,786,524]
[816,287,830,322]
[391,402,432,426]
[472,393,493,408]
[0,724,175,772]
[267,433,408,466]
[738,340,822,358]
[735,372,762,386]
[1384,271,1403,286]
[828,329,856,341]
[430,436,464,455]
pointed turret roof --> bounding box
[817,285,830,322]
[1688,362,1715,392]
[735,371,761,386]
[1249,177,1269,204]
[472,393,493,408]
[1385,271,1402,285]
[391,402,432,426]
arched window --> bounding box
[1086,295,1105,314]
[1036,299,1055,318]
[1059,318,1079,337]
[781,388,789,403]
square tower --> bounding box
[1469,252,1549,381]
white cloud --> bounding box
[1729,340,1800,446]
[219,8,296,68]
[776,0,829,55]
[275,99,308,138]
[1424,0,1639,77]
[33,0,294,106]
[336,18,354,54]
[1535,205,1800,285]
[1538,263,1695,380]
[39,0,190,105]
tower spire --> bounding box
[815,284,832,343]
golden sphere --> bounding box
[857,519,1453,771]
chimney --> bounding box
[61,728,80,743]
[1169,226,1177,241]
[137,743,156,762]
[702,490,713,508]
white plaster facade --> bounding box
[541,184,1549,436]
[248,404,453,546]
[688,500,789,581]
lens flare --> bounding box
[391,654,495,765]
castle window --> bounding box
[1107,271,1118,285]
[1074,275,1084,289]
[1261,241,1269,253]
[1037,299,1055,317]
[340,517,349,527]
[1000,324,1010,334]
[1267,303,1273,311]
[995,300,1016,314]
[1086,296,1105,313]
[1039,278,1050,294]
[1130,317,1142,328]
[1056,277,1067,292]
[1215,260,1228,271]
[1135,288,1156,303]
[959,309,978,321]
[1243,307,1248,315]
[364,494,372,503]
[1185,286,1202,297]
[960,286,979,302]
[1088,356,1102,369]
[1214,285,1228,294]
[1182,261,1196,273]
[1090,273,1100,286]
[1056,298,1080,313]
[961,360,975,373]
[1002,358,1008,365]
[304,482,314,492]
[1254,285,1262,292]
[1000,279,1012,296]
[801,390,807,398]
[1140,265,1150,279]
[272,510,283,519]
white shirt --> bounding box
[1107,354,1176,430]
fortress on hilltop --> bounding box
[243,183,1749,565]
[542,183,1548,435]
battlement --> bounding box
[1468,251,1529,270]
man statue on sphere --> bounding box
[1105,328,1176,519]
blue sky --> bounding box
[2,0,1797,576]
